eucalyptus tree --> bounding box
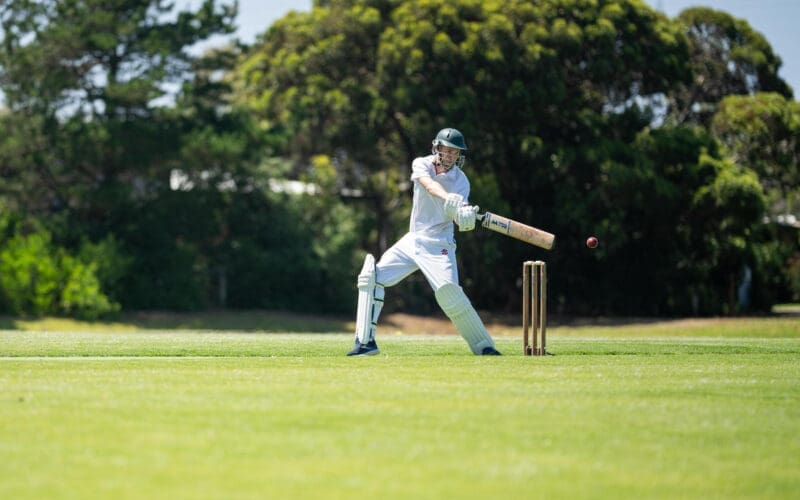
[668,7,792,125]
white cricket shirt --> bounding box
[409,154,471,239]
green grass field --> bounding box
[1,317,799,499]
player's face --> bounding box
[438,145,462,169]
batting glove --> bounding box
[456,205,479,231]
[443,193,464,220]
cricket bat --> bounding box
[477,212,556,250]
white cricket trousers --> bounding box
[375,232,458,291]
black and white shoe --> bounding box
[347,339,380,356]
[481,347,502,356]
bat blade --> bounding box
[479,212,555,250]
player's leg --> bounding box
[349,253,382,356]
[434,284,499,355]
[416,237,500,355]
[348,234,418,356]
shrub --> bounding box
[0,226,120,318]
[0,232,60,315]
[59,256,120,320]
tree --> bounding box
[235,0,722,314]
[711,92,800,310]
[0,0,239,310]
[0,0,237,216]
[668,7,792,125]
[235,1,400,254]
[1,1,364,314]
[711,92,799,215]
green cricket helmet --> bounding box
[431,128,467,170]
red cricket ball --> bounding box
[586,236,599,249]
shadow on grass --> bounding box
[0,310,352,333]
[2,303,798,335]
[122,310,353,333]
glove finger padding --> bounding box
[443,193,464,220]
[456,205,478,231]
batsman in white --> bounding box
[348,128,501,356]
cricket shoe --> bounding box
[347,339,380,356]
[481,347,502,356]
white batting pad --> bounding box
[434,284,495,354]
[355,254,384,343]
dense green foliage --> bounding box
[234,0,796,315]
[0,212,121,318]
[0,0,360,315]
[1,0,798,316]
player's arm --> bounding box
[416,175,450,201]
[417,175,463,217]
[416,176,478,231]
